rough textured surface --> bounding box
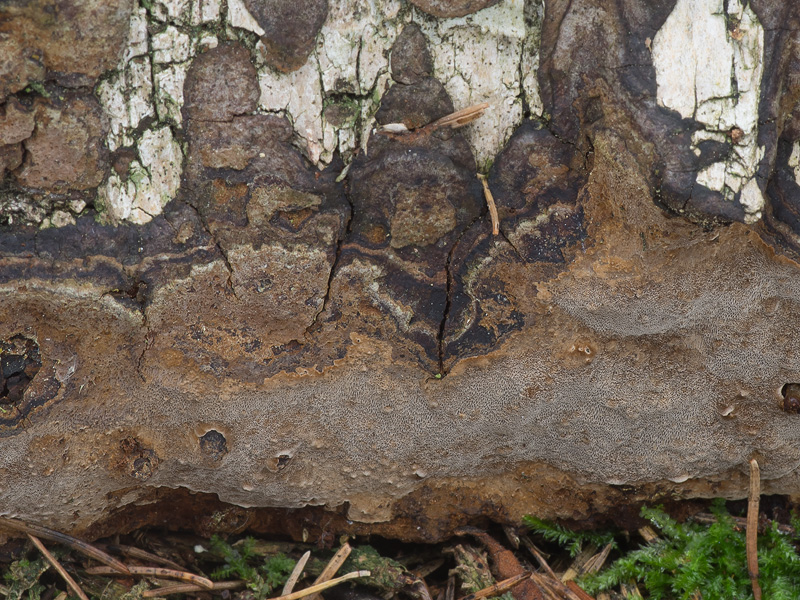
[0,0,134,100]
[244,0,329,73]
[183,43,261,121]
[3,0,800,544]
[409,0,502,18]
[390,23,434,85]
[16,94,108,193]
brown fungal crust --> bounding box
[4,0,800,544]
[243,0,329,73]
[390,23,434,85]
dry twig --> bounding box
[528,550,593,600]
[527,545,557,581]
[27,534,90,600]
[476,174,500,235]
[271,570,370,600]
[747,458,762,600]
[503,526,521,549]
[528,576,561,600]
[619,581,643,598]
[85,565,214,589]
[519,536,550,561]
[282,550,312,595]
[637,526,659,544]
[562,546,597,582]
[305,542,352,600]
[411,578,434,600]
[457,572,532,600]
[565,581,596,600]
[530,574,584,600]
[414,558,445,580]
[428,103,490,131]
[446,575,456,600]
[0,517,131,575]
[142,580,244,598]
[457,527,545,600]
[580,544,613,576]
[692,512,795,535]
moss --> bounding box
[208,535,296,600]
[342,545,411,592]
[23,82,50,98]
[1,557,49,600]
[529,500,800,599]
[523,515,616,557]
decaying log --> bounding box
[2,0,800,541]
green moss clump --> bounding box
[1,557,49,600]
[523,515,616,557]
[208,535,296,600]
[342,545,410,592]
[567,500,800,599]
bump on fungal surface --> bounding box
[115,437,160,481]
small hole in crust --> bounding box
[199,429,229,462]
[781,383,800,414]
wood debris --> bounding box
[306,542,352,600]
[377,103,490,139]
[477,173,500,235]
[456,572,532,600]
[282,550,311,595]
[142,580,244,598]
[271,570,371,600]
[747,458,762,600]
[456,527,546,600]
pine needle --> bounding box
[142,580,244,597]
[85,565,214,589]
[456,571,532,600]
[102,543,186,571]
[0,517,131,575]
[27,534,89,600]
